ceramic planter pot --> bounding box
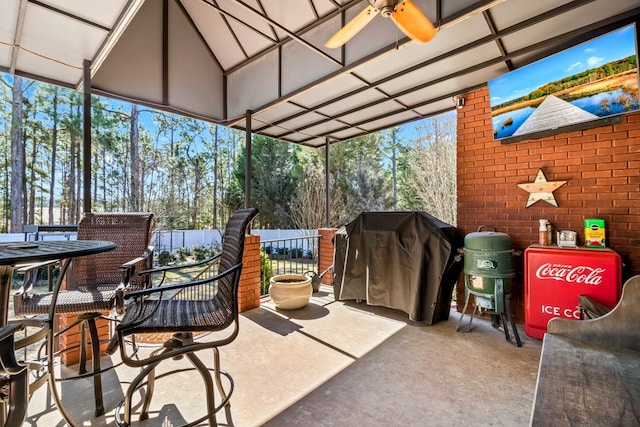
[269,274,312,310]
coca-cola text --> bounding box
[535,263,605,285]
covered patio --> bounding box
[2,0,640,426]
[25,287,542,426]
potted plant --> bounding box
[269,274,312,309]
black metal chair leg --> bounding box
[187,352,217,427]
[47,325,77,426]
[79,321,88,375]
[139,365,155,421]
[0,323,29,427]
[118,361,157,426]
[213,348,234,426]
[5,368,29,427]
[213,347,233,426]
[87,318,105,416]
[134,346,167,422]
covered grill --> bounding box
[456,226,521,346]
[332,211,463,324]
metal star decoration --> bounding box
[516,169,567,207]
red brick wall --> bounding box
[59,313,109,366]
[238,234,261,312]
[456,86,640,322]
[318,228,338,284]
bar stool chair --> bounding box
[114,208,257,426]
[13,212,154,419]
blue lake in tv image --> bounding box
[492,89,640,139]
[571,88,639,116]
[492,107,534,139]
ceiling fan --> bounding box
[325,0,436,49]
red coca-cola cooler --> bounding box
[524,245,622,339]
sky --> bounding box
[0,83,437,149]
[133,99,455,147]
[487,24,638,106]
[396,110,456,142]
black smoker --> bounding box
[456,226,521,347]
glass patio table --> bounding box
[0,240,116,324]
[0,239,115,426]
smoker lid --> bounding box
[464,230,513,251]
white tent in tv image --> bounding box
[489,24,640,141]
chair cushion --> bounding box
[119,298,232,334]
[15,286,117,316]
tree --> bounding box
[202,124,240,229]
[55,91,84,223]
[0,70,459,233]
[381,127,408,211]
[212,125,219,228]
[90,97,123,211]
[0,78,10,231]
[47,86,59,224]
[10,75,25,232]
[130,103,141,210]
[404,112,457,225]
[330,133,391,224]
[227,135,302,228]
[290,155,345,230]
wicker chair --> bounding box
[114,207,257,427]
[13,212,154,418]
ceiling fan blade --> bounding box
[325,5,378,49]
[390,0,436,43]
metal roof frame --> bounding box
[1,0,637,148]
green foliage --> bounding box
[158,250,174,266]
[193,245,215,261]
[329,133,392,224]
[176,247,190,262]
[192,245,206,261]
[1,71,457,232]
[265,246,304,259]
[226,135,303,228]
[260,248,274,295]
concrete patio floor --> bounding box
[25,286,542,426]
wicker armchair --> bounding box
[13,212,154,417]
[114,207,257,427]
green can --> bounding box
[584,218,605,248]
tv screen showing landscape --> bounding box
[488,24,639,141]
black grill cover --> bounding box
[333,211,463,324]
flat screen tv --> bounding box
[488,24,639,142]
